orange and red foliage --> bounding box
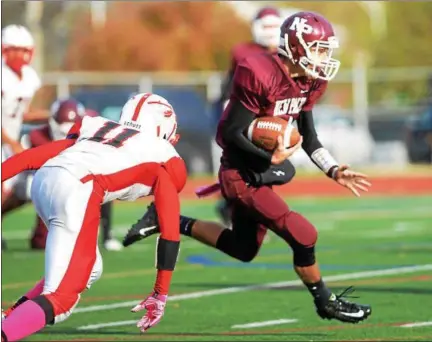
[66,2,250,71]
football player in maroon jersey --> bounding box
[124,11,372,323]
[1,99,122,251]
[216,6,283,225]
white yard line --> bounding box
[400,321,432,328]
[75,264,432,330]
[78,318,298,331]
[231,318,298,329]
[77,320,137,331]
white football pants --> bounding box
[31,166,104,324]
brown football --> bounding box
[245,117,301,152]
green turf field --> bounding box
[2,195,432,341]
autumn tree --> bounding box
[66,2,251,71]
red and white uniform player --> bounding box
[1,25,44,196]
[1,93,187,340]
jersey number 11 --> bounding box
[88,121,139,148]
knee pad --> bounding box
[236,245,259,263]
[293,245,316,267]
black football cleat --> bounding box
[122,202,159,247]
[315,286,372,324]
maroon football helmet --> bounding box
[252,7,282,48]
[49,98,86,140]
[278,11,340,81]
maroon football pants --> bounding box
[218,167,318,264]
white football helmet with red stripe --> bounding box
[119,93,179,145]
[1,25,35,73]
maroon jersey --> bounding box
[29,125,52,147]
[217,52,327,148]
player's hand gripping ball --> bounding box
[246,117,301,151]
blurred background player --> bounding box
[215,7,283,225]
[1,24,49,250]
[1,98,123,251]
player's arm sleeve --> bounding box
[297,110,324,156]
[152,157,187,295]
[297,81,339,178]
[1,139,75,182]
[154,157,187,241]
[297,110,339,178]
[220,65,272,161]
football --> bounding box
[245,117,301,151]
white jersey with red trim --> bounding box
[43,116,181,203]
[1,62,41,141]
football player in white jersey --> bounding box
[1,25,49,248]
[1,24,48,163]
[1,93,187,340]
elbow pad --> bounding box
[261,161,296,185]
[240,160,296,186]
[155,237,180,271]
